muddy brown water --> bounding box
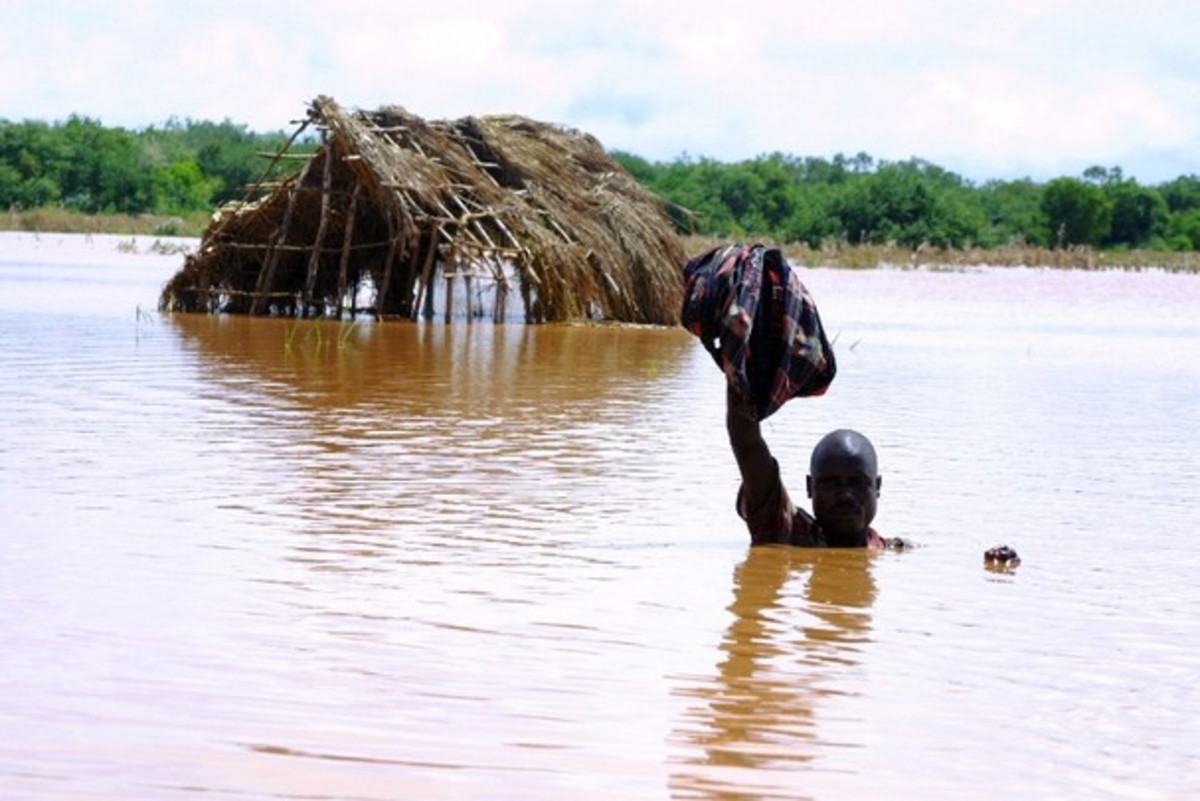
[2,234,1198,799]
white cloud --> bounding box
[0,0,1196,182]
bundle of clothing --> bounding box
[682,243,836,420]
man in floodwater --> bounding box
[681,242,887,549]
[727,386,886,549]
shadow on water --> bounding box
[671,546,877,799]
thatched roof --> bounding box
[159,95,685,325]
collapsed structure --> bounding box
[159,96,685,324]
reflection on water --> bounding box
[2,236,1199,799]
[672,549,876,799]
[165,314,702,557]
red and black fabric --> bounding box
[682,243,837,420]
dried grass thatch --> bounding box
[159,96,685,324]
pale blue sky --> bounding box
[3,0,1197,184]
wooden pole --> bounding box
[242,119,311,203]
[375,231,399,318]
[464,273,474,322]
[411,229,439,321]
[444,259,456,323]
[302,149,334,315]
[398,233,422,317]
[335,184,360,318]
[421,260,436,319]
[494,271,507,322]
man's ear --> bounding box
[875,476,883,496]
[806,475,814,499]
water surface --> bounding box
[2,234,1197,799]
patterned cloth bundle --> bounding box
[681,243,837,420]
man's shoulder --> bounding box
[789,508,823,547]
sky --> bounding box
[2,0,1197,185]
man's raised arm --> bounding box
[725,385,777,515]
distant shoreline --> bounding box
[0,231,197,267]
[682,235,1200,274]
[2,213,1196,274]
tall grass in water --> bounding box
[283,318,360,353]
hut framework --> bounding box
[159,96,685,325]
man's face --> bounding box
[807,448,880,543]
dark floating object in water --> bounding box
[984,545,1021,566]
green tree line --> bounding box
[613,151,1200,251]
[2,115,1198,251]
[0,115,311,217]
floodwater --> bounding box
[2,233,1198,800]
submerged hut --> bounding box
[159,96,685,325]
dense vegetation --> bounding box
[612,152,1200,252]
[2,115,1198,252]
[0,115,313,230]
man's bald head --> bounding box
[810,429,878,476]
